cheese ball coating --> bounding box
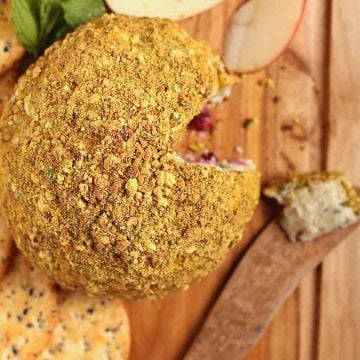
[0,14,260,299]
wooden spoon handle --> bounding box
[184,220,360,360]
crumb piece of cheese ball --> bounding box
[265,173,360,242]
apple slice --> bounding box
[224,0,307,73]
[105,0,224,20]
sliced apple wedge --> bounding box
[106,0,224,20]
[224,0,307,73]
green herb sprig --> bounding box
[12,0,105,56]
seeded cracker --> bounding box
[0,66,17,279]
[0,66,18,114]
[39,292,130,360]
[0,254,58,359]
[0,0,25,75]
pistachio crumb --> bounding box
[164,172,176,188]
[125,178,138,195]
[243,117,259,129]
[146,242,157,251]
[77,199,87,209]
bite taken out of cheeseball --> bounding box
[0,14,260,299]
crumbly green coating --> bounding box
[0,14,260,299]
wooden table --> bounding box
[125,1,360,359]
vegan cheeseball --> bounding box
[0,14,260,299]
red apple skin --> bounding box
[228,0,308,75]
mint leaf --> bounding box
[12,0,40,55]
[39,0,64,50]
[61,0,105,28]
[40,0,63,36]
[46,18,72,44]
[12,0,105,57]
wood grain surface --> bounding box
[124,0,360,359]
[184,221,360,360]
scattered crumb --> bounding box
[281,124,293,132]
[292,117,302,125]
[281,117,303,132]
[188,141,206,153]
[243,117,259,129]
[258,77,275,88]
[273,95,281,104]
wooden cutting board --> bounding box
[125,1,360,359]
